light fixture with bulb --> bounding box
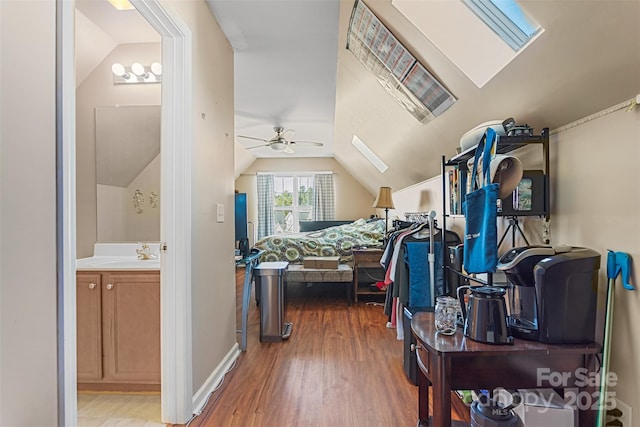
[112,62,162,85]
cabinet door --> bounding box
[77,272,103,382]
[101,272,161,384]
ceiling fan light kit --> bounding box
[238,126,324,154]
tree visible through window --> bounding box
[273,175,314,233]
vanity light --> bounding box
[111,63,133,80]
[112,62,162,85]
[107,0,135,10]
[150,62,162,76]
[131,62,148,78]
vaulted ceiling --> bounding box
[78,0,640,197]
[213,0,640,196]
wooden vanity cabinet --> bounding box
[77,272,103,381]
[76,271,160,391]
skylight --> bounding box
[392,0,544,87]
[347,0,456,123]
[462,0,540,51]
[351,135,388,174]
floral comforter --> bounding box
[254,218,385,264]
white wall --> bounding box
[97,184,128,241]
[0,1,59,425]
[96,153,161,243]
[392,102,640,413]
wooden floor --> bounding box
[175,269,469,427]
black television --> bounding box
[235,193,249,257]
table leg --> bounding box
[431,352,452,427]
[240,261,255,351]
[417,358,430,426]
[353,263,359,303]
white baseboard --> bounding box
[191,343,241,415]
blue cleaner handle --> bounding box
[617,252,634,290]
[607,250,634,290]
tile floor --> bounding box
[77,393,163,427]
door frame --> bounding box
[60,0,193,423]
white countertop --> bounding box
[76,243,161,271]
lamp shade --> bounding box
[373,186,395,209]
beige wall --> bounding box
[235,157,377,243]
[165,0,238,395]
[552,106,639,412]
[392,103,640,412]
[0,1,59,425]
[1,0,237,423]
[76,43,161,258]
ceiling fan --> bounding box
[237,126,323,154]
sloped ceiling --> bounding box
[81,0,640,197]
[75,0,160,87]
[212,0,640,196]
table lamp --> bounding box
[373,186,394,236]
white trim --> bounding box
[131,0,194,423]
[58,0,78,425]
[191,344,241,416]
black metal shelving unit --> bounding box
[440,128,550,291]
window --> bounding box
[273,175,314,233]
[462,0,540,51]
[392,0,544,87]
[256,172,334,239]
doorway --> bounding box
[61,0,194,424]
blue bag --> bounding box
[462,128,499,273]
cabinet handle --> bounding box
[106,283,114,290]
[88,282,96,290]
[410,343,422,352]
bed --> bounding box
[253,218,385,264]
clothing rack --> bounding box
[404,211,438,226]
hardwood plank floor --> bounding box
[175,269,470,427]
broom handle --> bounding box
[597,277,615,427]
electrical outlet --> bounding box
[606,397,632,427]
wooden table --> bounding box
[351,248,384,302]
[411,312,600,427]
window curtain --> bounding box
[313,173,335,220]
[257,174,275,240]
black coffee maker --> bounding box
[497,245,600,344]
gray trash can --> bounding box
[255,262,292,342]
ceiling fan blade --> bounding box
[291,140,324,147]
[237,135,270,143]
[246,144,268,149]
[283,146,295,154]
[282,129,296,140]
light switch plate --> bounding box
[216,203,224,222]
